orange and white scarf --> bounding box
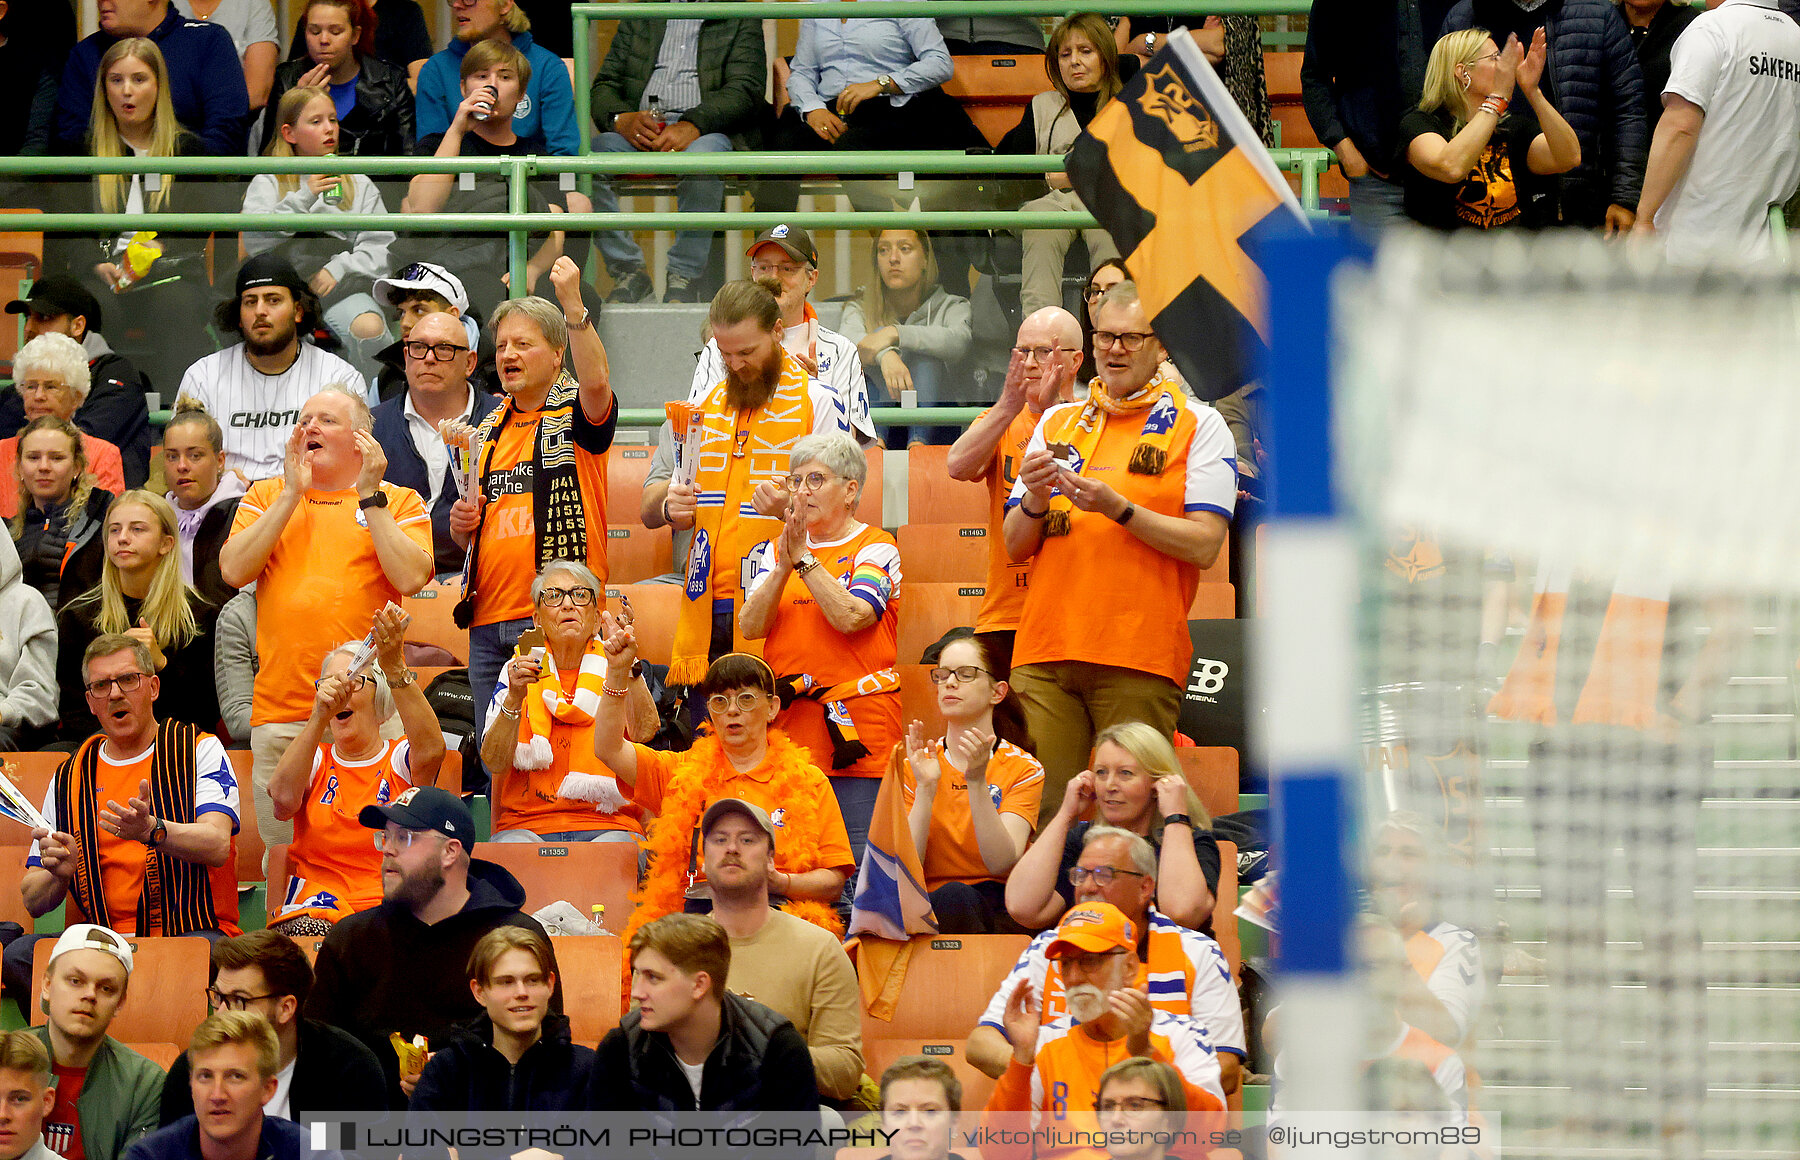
[1040,372,1188,536]
[514,639,626,813]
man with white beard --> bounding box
[982,901,1225,1147]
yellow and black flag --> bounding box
[1066,28,1307,401]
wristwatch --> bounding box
[1112,501,1136,526]
[146,817,167,848]
[386,668,418,689]
[566,307,593,331]
[877,75,896,95]
[795,551,819,574]
[358,491,388,510]
[1143,31,1158,51]
[1162,813,1192,828]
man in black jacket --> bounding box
[371,311,499,578]
[157,930,387,1122]
[588,16,767,303]
[1440,0,1649,231]
[3,278,153,484]
[1621,0,1700,128]
[593,914,819,1114]
[305,786,558,1105]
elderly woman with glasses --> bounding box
[1004,721,1218,933]
[0,333,126,520]
[739,432,901,881]
[897,630,1042,933]
[480,559,658,844]
[266,602,445,935]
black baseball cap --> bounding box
[748,224,818,268]
[359,785,475,845]
[234,253,308,299]
[6,276,102,332]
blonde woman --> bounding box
[836,229,972,446]
[9,417,108,612]
[56,491,221,742]
[1399,28,1581,230]
[1004,720,1220,931]
[243,84,394,376]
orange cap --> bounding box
[1043,901,1136,958]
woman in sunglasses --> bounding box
[1004,721,1218,933]
[896,630,1041,933]
[266,601,445,935]
[739,433,900,888]
[480,559,657,844]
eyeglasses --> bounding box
[1092,331,1156,352]
[1097,1097,1167,1113]
[706,691,764,715]
[373,827,432,852]
[536,585,597,607]
[207,987,279,1012]
[1068,866,1148,887]
[1465,50,1502,66]
[750,261,806,278]
[314,674,374,691]
[784,470,838,492]
[402,340,470,362]
[929,665,989,685]
[83,673,148,698]
[1083,283,1119,301]
[1012,346,1059,362]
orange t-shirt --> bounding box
[973,408,1043,635]
[275,738,415,926]
[899,737,1042,888]
[231,480,432,726]
[487,660,646,836]
[748,522,901,779]
[628,741,855,878]
[472,396,616,626]
[1009,400,1237,687]
[30,733,242,936]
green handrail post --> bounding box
[508,157,530,297]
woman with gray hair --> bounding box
[740,433,902,867]
[0,333,125,518]
[266,601,445,934]
[481,559,658,843]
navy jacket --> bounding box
[1442,0,1648,219]
[372,388,501,576]
[409,1012,596,1111]
[592,992,819,1113]
[124,1114,306,1160]
[54,7,250,156]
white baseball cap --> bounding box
[47,925,134,976]
[374,262,470,314]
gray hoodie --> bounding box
[0,531,57,729]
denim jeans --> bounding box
[591,130,733,279]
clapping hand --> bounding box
[905,720,941,789]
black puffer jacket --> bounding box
[1443,0,1648,220]
[410,1012,595,1111]
[261,54,415,156]
[592,992,819,1113]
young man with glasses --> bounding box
[1001,283,1235,820]
[156,932,385,1124]
[946,306,1081,679]
[24,927,163,1160]
[979,900,1225,1146]
[305,784,556,1104]
[13,638,242,1002]
[372,310,500,578]
[220,388,434,852]
[968,828,1245,1095]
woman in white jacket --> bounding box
[242,85,395,379]
[0,531,59,750]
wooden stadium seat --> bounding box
[403,578,469,664]
[125,1043,183,1070]
[548,935,624,1041]
[858,445,884,527]
[1200,529,1230,585]
[942,55,1047,147]
[1264,51,1347,200]
[1213,840,1241,981]
[1188,583,1235,620]
[0,856,34,933]
[897,584,985,665]
[1175,747,1239,822]
[472,841,639,932]
[906,445,989,525]
[2,752,66,840]
[33,936,210,1046]
[607,444,658,524]
[897,664,937,731]
[225,751,261,886]
[862,1039,1000,1117]
[0,209,44,372]
[896,524,991,586]
[604,524,676,585]
[604,584,681,668]
[857,933,1029,1043]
